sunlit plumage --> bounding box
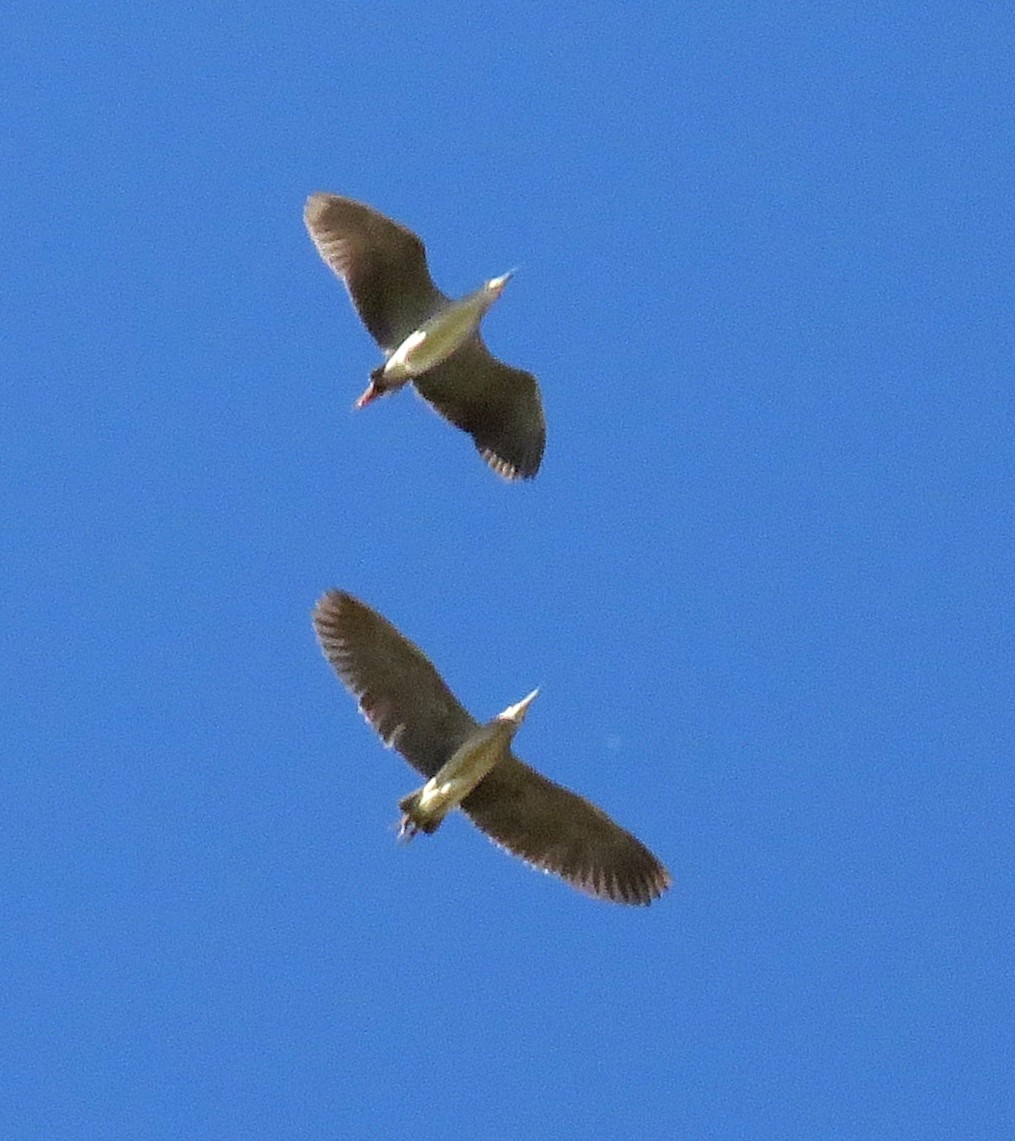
[313,591,670,906]
[304,193,546,480]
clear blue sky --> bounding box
[3,3,1012,1137]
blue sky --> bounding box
[3,3,1012,1137]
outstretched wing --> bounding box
[313,591,477,778]
[462,757,671,905]
[304,194,447,351]
[313,592,668,906]
[415,337,546,480]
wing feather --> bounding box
[414,337,546,480]
[304,194,446,351]
[463,757,671,905]
[313,591,476,778]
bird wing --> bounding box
[304,194,447,351]
[461,756,671,905]
[313,591,477,779]
[414,337,546,480]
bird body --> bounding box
[368,271,514,396]
[397,689,538,836]
[304,193,544,479]
[313,591,670,906]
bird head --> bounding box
[497,688,539,726]
[485,269,516,298]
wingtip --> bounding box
[303,191,334,223]
[312,590,361,640]
[313,587,347,614]
[480,448,542,482]
[303,196,322,227]
[584,861,672,907]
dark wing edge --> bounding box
[461,757,671,905]
[414,339,546,480]
[312,590,477,779]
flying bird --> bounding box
[312,590,670,906]
[304,193,546,480]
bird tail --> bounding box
[397,790,443,840]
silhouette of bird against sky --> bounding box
[313,591,670,906]
[305,193,546,480]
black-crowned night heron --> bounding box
[313,591,670,906]
[304,193,546,480]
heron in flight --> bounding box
[304,193,546,480]
[313,591,670,905]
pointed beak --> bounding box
[501,687,539,723]
[487,269,516,295]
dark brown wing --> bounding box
[313,591,477,778]
[461,756,671,905]
[304,193,447,351]
[414,337,546,480]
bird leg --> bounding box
[396,788,443,840]
[395,814,421,843]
